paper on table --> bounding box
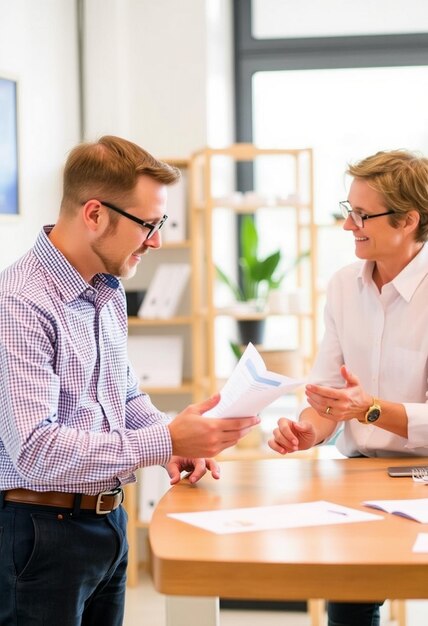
[168,500,382,534]
[363,498,428,523]
[204,342,305,418]
[413,533,428,552]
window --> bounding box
[252,0,428,39]
[233,0,428,316]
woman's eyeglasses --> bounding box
[339,201,395,228]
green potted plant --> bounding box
[216,215,283,307]
[216,215,308,345]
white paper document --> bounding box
[168,500,382,534]
[363,498,428,523]
[204,342,305,418]
[413,533,428,552]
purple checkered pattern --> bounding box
[0,227,172,494]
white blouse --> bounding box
[309,243,428,458]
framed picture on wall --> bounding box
[0,76,19,216]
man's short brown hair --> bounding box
[61,135,180,213]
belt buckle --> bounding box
[95,488,123,515]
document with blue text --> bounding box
[204,342,305,418]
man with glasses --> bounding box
[0,135,259,626]
[269,149,428,626]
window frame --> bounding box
[233,0,428,148]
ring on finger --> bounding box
[326,406,332,415]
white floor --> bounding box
[124,571,428,625]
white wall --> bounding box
[206,0,234,147]
[0,0,234,271]
[83,0,233,157]
[0,0,81,269]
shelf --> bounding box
[215,308,267,321]
[129,311,315,324]
[214,308,315,320]
[128,316,193,327]
[195,201,311,212]
[162,157,189,169]
[161,240,191,249]
[140,379,194,394]
[317,220,344,228]
[192,144,309,160]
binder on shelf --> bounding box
[157,263,191,318]
[137,264,171,319]
[138,465,171,523]
[138,263,190,319]
[127,335,183,388]
[163,170,187,243]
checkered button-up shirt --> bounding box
[0,226,172,494]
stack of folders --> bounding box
[138,263,190,319]
[139,464,172,523]
[127,335,183,388]
[162,171,187,243]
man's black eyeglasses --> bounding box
[339,200,396,229]
[100,200,168,240]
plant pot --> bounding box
[268,289,308,315]
[258,348,304,378]
[237,319,266,345]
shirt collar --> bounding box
[33,226,120,304]
[358,243,428,302]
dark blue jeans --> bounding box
[0,502,128,626]
[328,601,383,626]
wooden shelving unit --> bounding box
[124,145,319,588]
[127,315,193,327]
[189,143,317,390]
[124,482,148,587]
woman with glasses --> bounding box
[269,149,428,626]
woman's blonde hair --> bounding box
[347,150,428,242]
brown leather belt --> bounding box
[3,487,123,515]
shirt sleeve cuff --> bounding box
[135,422,173,466]
[403,403,428,449]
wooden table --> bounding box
[149,455,428,626]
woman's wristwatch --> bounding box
[358,397,381,424]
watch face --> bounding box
[367,408,381,423]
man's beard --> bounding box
[90,233,149,278]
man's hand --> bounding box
[165,456,220,485]
[168,393,260,458]
[268,418,317,454]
